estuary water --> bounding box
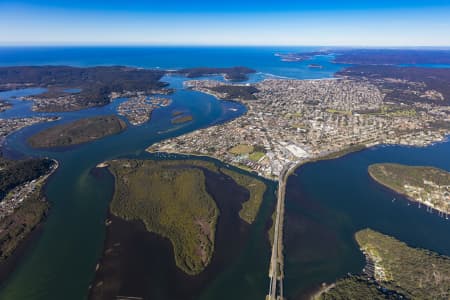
[0,47,449,300]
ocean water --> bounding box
[0,46,345,80]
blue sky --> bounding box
[1,0,450,46]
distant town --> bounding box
[148,77,450,179]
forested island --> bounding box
[173,66,255,81]
[369,163,450,215]
[0,66,169,112]
[319,228,450,299]
[0,156,56,266]
[103,159,266,275]
[28,115,127,148]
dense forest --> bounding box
[174,66,255,81]
[319,275,399,300]
[320,229,450,299]
[0,157,53,199]
[210,85,259,100]
[356,229,450,299]
[28,115,127,148]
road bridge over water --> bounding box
[267,162,298,300]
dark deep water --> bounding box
[284,143,450,299]
[0,47,449,300]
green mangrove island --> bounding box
[28,115,127,148]
[369,163,450,215]
[219,167,267,224]
[320,229,450,299]
[106,159,266,275]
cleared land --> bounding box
[369,163,450,214]
[228,144,254,155]
[28,115,127,148]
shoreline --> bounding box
[368,169,450,217]
[88,158,260,300]
[0,158,59,285]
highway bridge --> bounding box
[267,162,298,300]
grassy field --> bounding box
[248,151,265,162]
[220,168,266,224]
[228,144,254,155]
[356,228,450,299]
[28,115,127,148]
[108,159,219,275]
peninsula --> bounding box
[0,156,57,264]
[368,163,450,215]
[319,228,450,299]
[28,115,127,148]
[117,95,172,126]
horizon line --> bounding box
[1,44,450,49]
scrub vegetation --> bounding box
[220,167,266,224]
